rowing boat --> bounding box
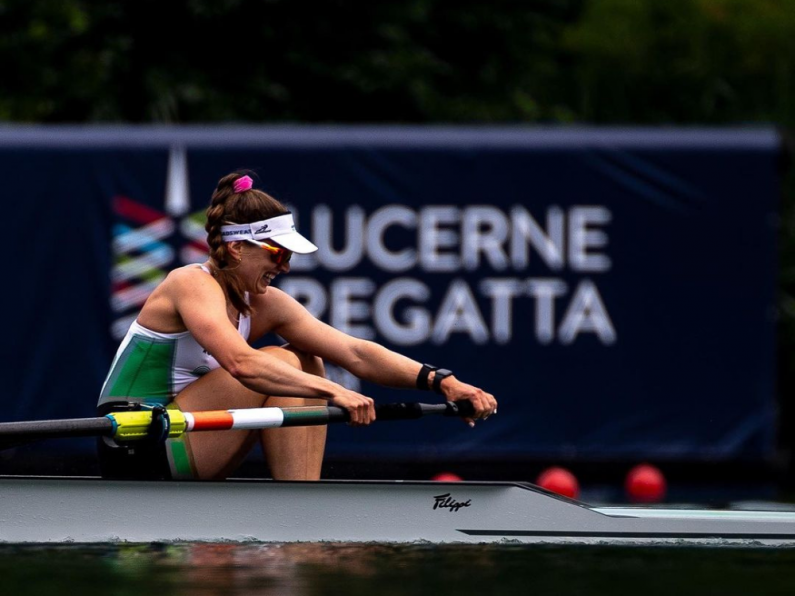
[1,402,794,546]
[1,475,794,545]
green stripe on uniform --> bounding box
[167,439,194,479]
[103,335,176,403]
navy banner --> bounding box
[0,127,780,462]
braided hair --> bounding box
[205,172,288,316]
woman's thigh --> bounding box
[174,345,327,480]
[259,346,328,480]
[173,365,264,480]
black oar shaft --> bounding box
[0,417,115,449]
[0,401,476,446]
[0,417,114,439]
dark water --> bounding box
[2,543,795,596]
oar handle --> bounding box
[323,400,475,423]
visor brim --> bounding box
[269,232,318,254]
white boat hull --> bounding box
[1,476,794,545]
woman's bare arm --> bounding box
[168,269,375,423]
[267,288,497,422]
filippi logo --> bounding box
[432,493,472,512]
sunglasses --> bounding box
[248,239,293,265]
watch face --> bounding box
[432,369,453,393]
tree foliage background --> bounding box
[3,0,795,461]
[3,0,794,125]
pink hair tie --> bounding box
[234,175,254,193]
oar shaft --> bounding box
[0,417,114,441]
[0,417,115,449]
[0,401,475,448]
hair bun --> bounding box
[234,176,254,193]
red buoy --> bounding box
[625,464,667,503]
[536,466,580,499]
[431,472,463,482]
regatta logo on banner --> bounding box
[179,209,209,265]
[110,197,176,340]
[109,147,207,340]
[279,205,617,347]
[109,201,208,340]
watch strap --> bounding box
[432,368,454,394]
[416,363,437,390]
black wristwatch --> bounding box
[416,363,436,390]
[432,368,454,394]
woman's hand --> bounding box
[439,377,497,427]
[329,390,376,426]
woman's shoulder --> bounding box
[168,263,211,279]
[162,264,218,292]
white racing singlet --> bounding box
[98,266,251,407]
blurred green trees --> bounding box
[2,0,794,125]
[566,0,795,125]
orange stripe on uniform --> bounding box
[190,411,235,431]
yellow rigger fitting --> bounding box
[166,409,188,437]
[111,409,188,442]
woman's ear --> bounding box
[226,241,244,262]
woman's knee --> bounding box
[260,345,325,377]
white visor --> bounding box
[220,213,318,254]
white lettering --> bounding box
[313,205,365,271]
[374,278,431,345]
[419,206,461,272]
[367,206,418,272]
[558,279,617,345]
[526,279,568,344]
[480,278,524,344]
[279,276,616,347]
[277,205,616,347]
[297,204,612,273]
[432,280,489,344]
[569,206,611,272]
[510,205,565,271]
[330,278,376,339]
[462,206,510,270]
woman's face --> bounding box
[233,241,292,294]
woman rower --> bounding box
[97,172,497,481]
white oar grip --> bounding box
[228,408,285,430]
[182,408,286,432]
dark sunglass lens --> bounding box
[272,250,292,266]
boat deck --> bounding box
[1,476,794,545]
